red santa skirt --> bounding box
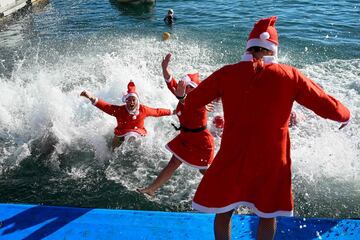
[191,152,294,218]
[166,129,214,170]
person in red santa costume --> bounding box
[138,53,215,197]
[80,81,173,151]
[175,16,351,240]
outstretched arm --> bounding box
[162,53,173,81]
[80,90,116,116]
[143,105,173,117]
[162,53,178,95]
[80,90,97,104]
[294,69,350,129]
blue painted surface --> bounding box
[0,204,359,239]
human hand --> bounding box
[175,80,187,99]
[162,53,172,70]
[80,90,91,99]
[205,103,214,112]
[80,90,96,103]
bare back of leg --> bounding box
[257,217,276,240]
[138,155,182,196]
[214,210,233,240]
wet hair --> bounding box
[247,46,271,52]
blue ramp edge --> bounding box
[0,203,359,239]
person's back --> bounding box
[176,16,350,240]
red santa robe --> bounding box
[165,76,215,170]
[94,99,172,137]
[184,54,350,217]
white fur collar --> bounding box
[240,53,278,64]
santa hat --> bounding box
[181,72,201,88]
[122,81,139,103]
[246,16,279,56]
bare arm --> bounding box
[162,53,173,81]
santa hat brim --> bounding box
[246,39,278,56]
[122,93,139,103]
[182,75,198,88]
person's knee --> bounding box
[169,157,182,168]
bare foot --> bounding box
[137,188,155,198]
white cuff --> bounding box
[341,119,350,125]
[165,75,173,83]
[92,97,98,105]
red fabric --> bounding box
[95,99,171,137]
[187,72,201,85]
[184,60,350,216]
[165,77,215,169]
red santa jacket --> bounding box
[95,99,172,137]
[185,56,350,217]
[165,76,214,169]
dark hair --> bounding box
[247,46,270,52]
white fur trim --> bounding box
[165,145,208,170]
[122,93,139,103]
[192,201,293,218]
[263,56,278,64]
[116,131,142,138]
[246,38,278,56]
[181,75,198,88]
[240,53,253,62]
[92,97,99,105]
[165,75,173,83]
[240,54,278,64]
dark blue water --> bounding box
[0,0,359,218]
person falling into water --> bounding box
[138,53,215,196]
[174,16,350,240]
[80,81,174,151]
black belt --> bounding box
[171,123,206,133]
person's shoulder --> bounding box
[219,61,251,73]
[267,62,299,78]
[138,104,147,110]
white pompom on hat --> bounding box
[246,16,279,57]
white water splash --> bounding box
[0,34,359,214]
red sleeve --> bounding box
[165,76,178,96]
[294,68,350,122]
[143,105,172,117]
[184,68,223,110]
[94,99,117,116]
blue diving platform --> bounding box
[0,203,359,239]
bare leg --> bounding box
[138,155,182,196]
[257,217,276,240]
[214,210,233,240]
[111,136,124,151]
